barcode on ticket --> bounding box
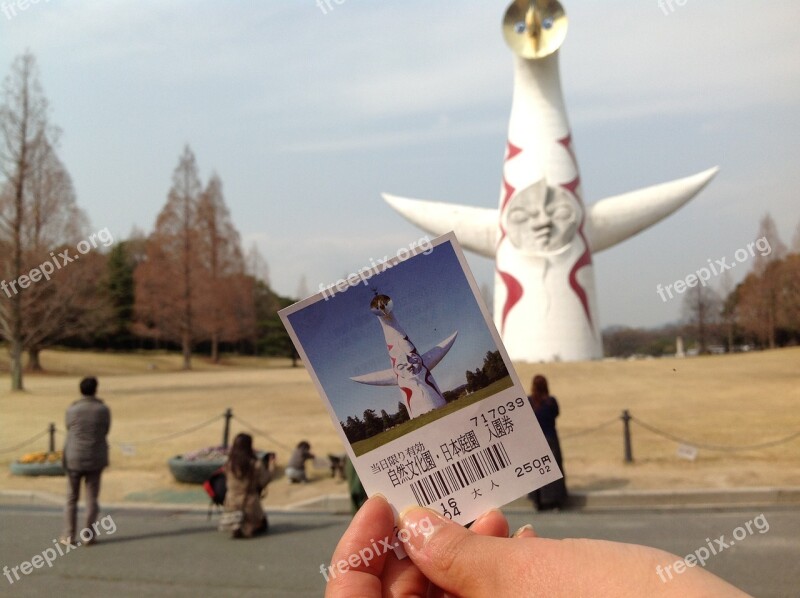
[410,442,511,506]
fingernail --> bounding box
[399,506,446,552]
[473,508,502,527]
[512,524,534,538]
[371,493,388,503]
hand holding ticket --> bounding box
[279,233,562,524]
[324,495,751,598]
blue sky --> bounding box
[285,240,502,422]
[1,0,798,328]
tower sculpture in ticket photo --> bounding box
[384,0,718,362]
[351,294,458,419]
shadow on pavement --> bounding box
[98,526,212,545]
[263,520,342,537]
[97,518,341,545]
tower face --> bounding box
[371,295,448,418]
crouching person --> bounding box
[221,433,275,539]
[285,440,314,483]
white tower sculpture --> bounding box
[351,294,457,418]
[383,0,718,362]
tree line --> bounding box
[604,214,800,357]
[0,53,295,390]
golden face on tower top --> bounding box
[503,0,568,59]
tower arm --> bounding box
[420,331,458,370]
[351,369,396,386]
[383,193,498,258]
[585,167,719,253]
[350,331,459,387]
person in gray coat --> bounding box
[62,377,111,545]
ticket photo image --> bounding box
[282,235,513,457]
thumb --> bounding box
[399,507,527,596]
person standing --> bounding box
[527,374,568,510]
[62,376,111,545]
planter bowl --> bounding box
[168,455,226,484]
[10,461,65,477]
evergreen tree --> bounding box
[380,409,392,431]
[105,241,137,347]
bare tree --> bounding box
[753,213,786,275]
[0,53,84,389]
[738,255,800,349]
[0,53,52,389]
[718,270,736,353]
[777,253,800,337]
[134,146,202,370]
[791,218,800,254]
[196,173,254,363]
[23,248,113,369]
[245,241,270,286]
[682,283,721,354]
[743,213,787,348]
[787,225,800,340]
[14,137,111,370]
[737,266,779,348]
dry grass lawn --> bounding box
[1,347,798,506]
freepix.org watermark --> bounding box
[1,0,50,20]
[658,0,689,16]
[316,0,346,15]
[319,517,434,582]
[1,228,114,299]
[3,515,117,585]
[656,237,771,303]
[318,236,434,301]
[655,513,769,583]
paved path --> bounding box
[1,504,797,597]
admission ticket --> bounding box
[279,232,562,525]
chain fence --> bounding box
[114,414,224,448]
[0,429,50,455]
[557,409,800,462]
[1,410,282,458]
[629,415,800,453]
[561,417,618,439]
[4,409,799,464]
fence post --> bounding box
[48,423,56,453]
[622,410,633,463]
[222,408,233,449]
